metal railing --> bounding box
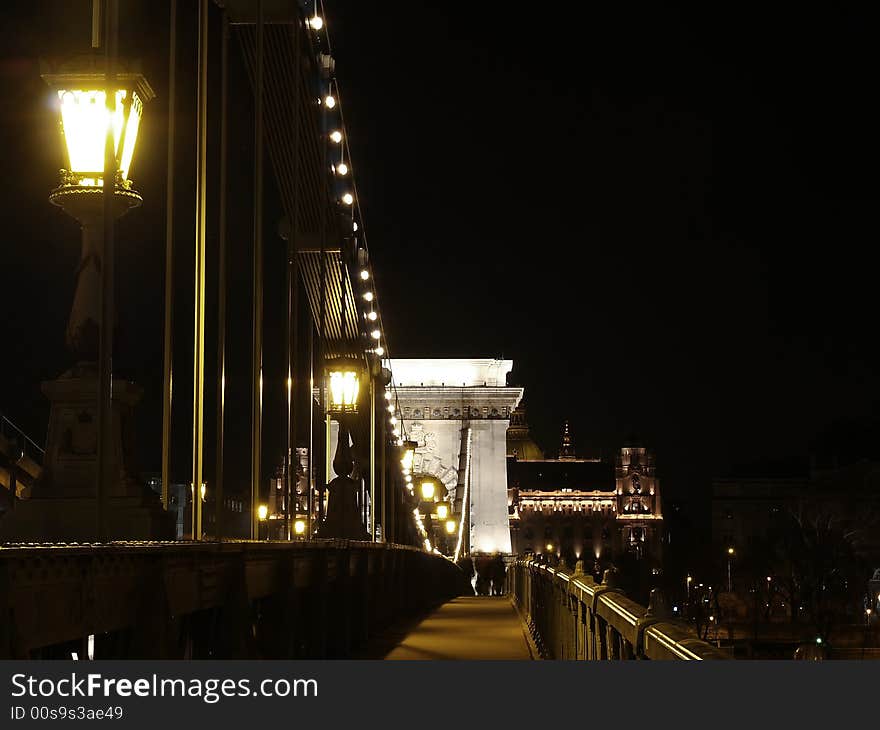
[509,557,729,660]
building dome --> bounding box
[507,406,545,461]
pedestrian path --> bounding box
[383,596,535,660]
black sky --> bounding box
[0,2,877,519]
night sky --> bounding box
[1,3,877,526]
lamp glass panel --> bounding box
[118,91,142,180]
[58,89,131,181]
[436,503,449,520]
[420,481,435,501]
[328,370,359,411]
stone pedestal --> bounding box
[0,363,173,542]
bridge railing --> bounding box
[0,540,469,659]
[509,557,729,660]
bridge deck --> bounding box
[384,596,535,660]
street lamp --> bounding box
[726,546,735,592]
[325,356,363,415]
[420,480,436,502]
[257,504,268,540]
[435,501,450,521]
[293,519,306,538]
[317,356,370,540]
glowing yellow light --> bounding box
[405,475,412,483]
[436,503,449,520]
[401,442,415,471]
[392,428,400,437]
[342,192,354,205]
[387,404,394,413]
[445,519,456,534]
[420,481,435,501]
[56,88,145,185]
[336,161,349,175]
[384,390,392,401]
[329,371,359,411]
[727,547,735,555]
[258,504,268,521]
[375,346,384,356]
[371,329,381,340]
[390,416,398,426]
[360,269,369,280]
[364,292,374,302]
[308,15,324,30]
[294,519,306,535]
[367,311,377,321]
[546,543,553,551]
[324,95,336,108]
[330,130,342,143]
[200,483,206,501]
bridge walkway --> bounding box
[383,596,535,660]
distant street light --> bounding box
[257,504,268,540]
[726,547,735,592]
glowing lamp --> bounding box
[294,519,306,535]
[400,440,417,471]
[435,502,450,520]
[445,519,457,534]
[324,94,336,108]
[43,56,154,190]
[330,130,343,143]
[420,481,436,501]
[308,15,324,30]
[325,356,363,415]
[336,162,349,175]
[374,346,385,356]
[257,504,268,521]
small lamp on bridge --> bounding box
[445,519,457,535]
[435,501,450,520]
[325,356,364,415]
[400,440,417,471]
[293,519,306,538]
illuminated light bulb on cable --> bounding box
[324,95,336,108]
[405,474,412,483]
[360,270,369,281]
[336,161,349,175]
[308,15,324,30]
[371,329,381,340]
[390,416,398,426]
[367,311,377,321]
[330,130,342,143]
[342,192,354,205]
[386,404,394,413]
[384,390,392,400]
[363,291,374,302]
[392,428,401,438]
[353,221,359,232]
[375,346,384,356]
[397,439,404,446]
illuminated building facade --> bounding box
[507,412,663,569]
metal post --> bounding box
[214,7,228,540]
[160,1,176,515]
[250,0,264,540]
[307,323,314,537]
[289,252,299,539]
[191,0,209,542]
[369,377,375,540]
[380,393,386,542]
[97,0,118,541]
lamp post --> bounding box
[727,547,735,592]
[257,503,268,540]
[37,54,155,540]
[317,357,370,540]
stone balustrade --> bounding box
[509,557,729,660]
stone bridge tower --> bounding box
[391,359,523,555]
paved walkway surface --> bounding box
[384,596,534,660]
